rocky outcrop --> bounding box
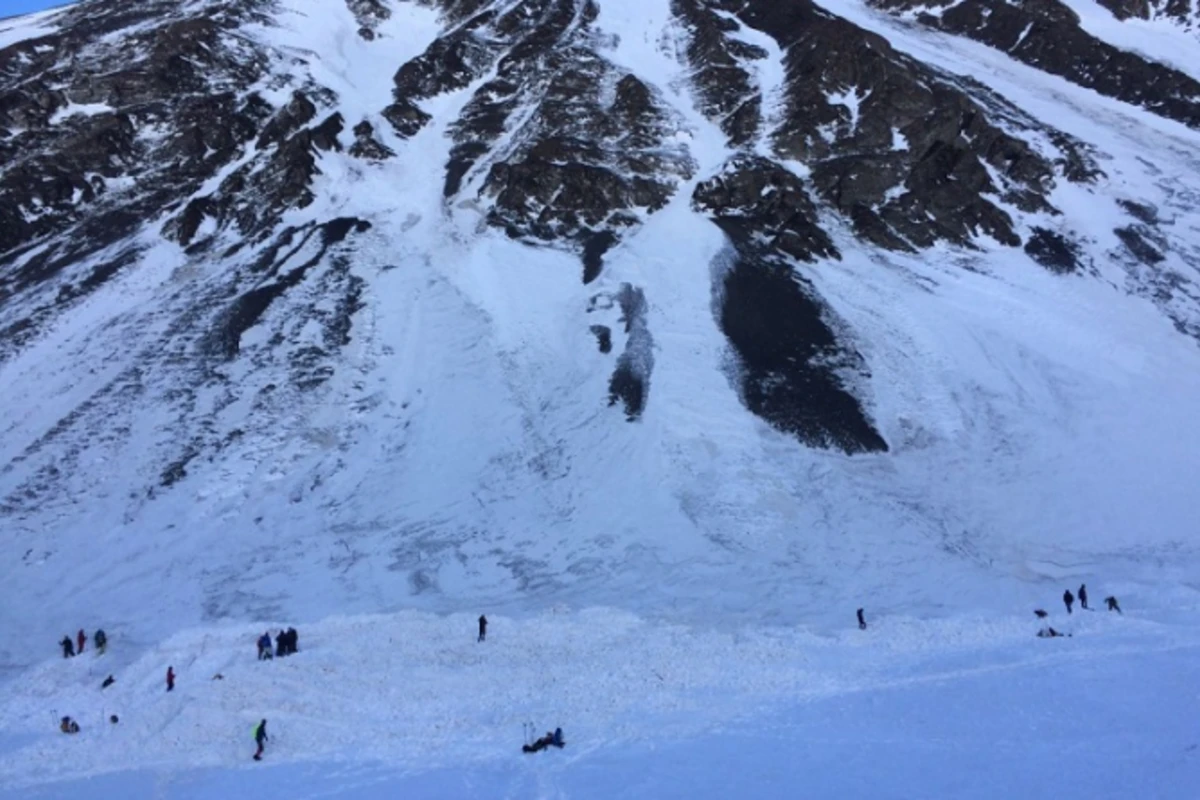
[387,0,695,280]
[694,157,887,454]
[670,0,769,148]
[676,0,1094,254]
[870,0,1200,129]
[1095,0,1199,26]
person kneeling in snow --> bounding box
[60,716,80,734]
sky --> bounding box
[0,0,65,19]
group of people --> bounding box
[1060,584,1122,615]
[59,628,106,658]
[258,628,299,660]
[1034,584,1123,638]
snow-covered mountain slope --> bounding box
[1,0,1199,687]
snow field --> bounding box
[2,601,1193,795]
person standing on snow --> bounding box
[1063,589,1074,614]
[95,629,107,654]
[253,719,268,761]
[856,608,867,630]
[76,629,86,654]
[478,615,487,642]
[166,666,175,692]
[1078,584,1088,610]
[1105,596,1122,614]
[60,635,75,658]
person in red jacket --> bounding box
[166,666,175,692]
[77,629,86,654]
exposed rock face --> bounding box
[870,0,1200,129]
[1,0,1197,501]
[694,157,887,453]
[670,0,769,148]
[384,0,694,280]
[1095,0,1199,26]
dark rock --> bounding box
[607,284,653,420]
[871,0,1200,129]
[1024,227,1083,273]
[681,0,1088,252]
[1118,198,1158,225]
[436,5,692,278]
[718,255,888,453]
[670,0,767,146]
[349,120,394,160]
[590,324,612,354]
[694,155,839,264]
[1115,226,1165,265]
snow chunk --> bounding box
[50,101,115,125]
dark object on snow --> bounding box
[1105,596,1122,613]
[109,715,119,724]
[95,629,107,653]
[212,673,224,680]
[478,615,487,643]
[166,666,175,692]
[254,719,268,760]
[275,631,286,658]
[1034,609,1048,619]
[1037,627,1071,638]
[523,729,565,753]
[60,636,75,658]
[1063,590,1074,614]
[257,632,272,660]
[856,608,866,630]
[101,675,115,689]
[1079,584,1089,610]
[77,629,86,654]
[60,716,80,734]
[285,627,298,655]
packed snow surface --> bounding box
[2,603,1199,798]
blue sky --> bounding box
[1,0,67,18]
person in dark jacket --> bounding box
[1078,584,1089,610]
[253,719,268,761]
[95,629,107,654]
[1063,589,1074,614]
[524,731,555,753]
[166,666,175,692]
[478,615,487,643]
[60,636,75,658]
[856,608,866,630]
[101,675,115,689]
[1105,596,1122,613]
[257,632,272,660]
[77,629,86,655]
[275,631,286,658]
[287,628,299,655]
[60,716,80,734]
